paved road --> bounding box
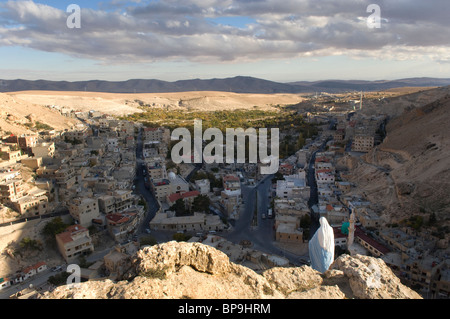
[134,127,161,235]
[0,209,69,228]
[224,174,306,265]
[0,266,67,299]
[132,127,311,265]
[307,136,332,238]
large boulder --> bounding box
[37,242,422,299]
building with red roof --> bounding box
[55,225,94,263]
[105,206,144,242]
[333,224,390,257]
[166,190,200,207]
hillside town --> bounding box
[0,104,448,300]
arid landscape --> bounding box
[341,89,450,226]
[10,90,306,113]
[0,90,307,136]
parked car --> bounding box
[51,266,62,272]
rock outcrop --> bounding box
[38,242,421,299]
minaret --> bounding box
[347,211,355,248]
[360,91,363,110]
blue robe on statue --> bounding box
[309,217,335,273]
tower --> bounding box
[360,91,363,110]
[347,211,355,248]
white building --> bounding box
[195,179,211,195]
[276,172,309,200]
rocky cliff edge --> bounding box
[38,241,421,299]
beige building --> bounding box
[18,135,38,153]
[352,134,374,153]
[151,174,190,202]
[223,174,240,191]
[55,166,77,189]
[0,179,24,204]
[220,189,241,217]
[56,225,94,263]
[0,149,21,162]
[333,130,345,142]
[64,127,90,142]
[68,197,100,227]
[13,194,49,215]
[355,207,381,229]
[151,178,171,201]
[21,157,43,170]
[146,161,167,180]
[143,127,170,143]
[31,142,55,160]
[105,206,144,242]
[275,223,303,243]
[150,212,224,232]
[195,179,210,195]
[104,241,139,280]
[273,198,310,218]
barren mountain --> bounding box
[9,90,305,115]
[37,241,420,299]
[340,90,450,226]
[360,85,450,118]
[0,93,79,136]
[2,76,450,94]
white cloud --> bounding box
[0,0,449,65]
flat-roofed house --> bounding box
[56,225,94,263]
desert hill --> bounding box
[339,90,450,227]
[0,92,79,136]
[9,90,305,115]
[358,85,450,118]
[37,241,421,299]
[290,77,450,93]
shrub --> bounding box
[140,266,167,280]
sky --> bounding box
[0,0,449,83]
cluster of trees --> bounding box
[123,108,318,134]
[169,194,211,217]
[126,108,320,161]
[42,217,71,248]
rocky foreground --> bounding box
[38,241,421,299]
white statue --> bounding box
[309,217,335,273]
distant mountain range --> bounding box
[1,76,450,94]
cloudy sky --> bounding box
[0,0,449,82]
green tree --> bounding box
[48,272,70,286]
[173,233,192,242]
[170,199,190,217]
[42,217,70,247]
[300,214,311,229]
[19,237,42,251]
[140,235,158,247]
[192,195,210,213]
[296,133,305,150]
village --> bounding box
[0,104,449,299]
